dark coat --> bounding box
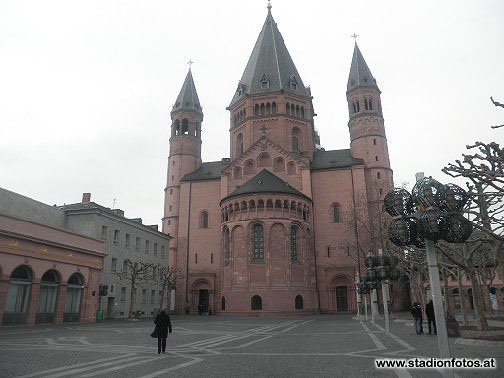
[152,312,172,338]
[411,304,423,320]
[425,301,435,320]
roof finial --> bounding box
[187,59,194,70]
[267,1,272,12]
[351,33,359,44]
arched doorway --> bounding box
[336,286,348,311]
[36,270,60,324]
[251,295,262,310]
[329,275,351,312]
[64,273,84,322]
[3,265,33,325]
[191,279,211,314]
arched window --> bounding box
[260,103,265,115]
[295,105,300,117]
[244,160,255,175]
[295,295,303,310]
[253,224,264,261]
[255,104,259,115]
[182,118,189,134]
[287,161,296,175]
[258,152,271,167]
[4,265,33,324]
[292,127,301,151]
[37,270,60,323]
[201,211,209,228]
[291,104,295,115]
[286,102,290,114]
[332,204,341,223]
[272,102,277,114]
[64,273,84,322]
[368,98,373,110]
[236,133,243,156]
[301,107,305,118]
[223,227,230,264]
[174,119,180,135]
[251,295,262,310]
[221,297,226,311]
[273,157,285,172]
[266,103,271,114]
[233,166,242,180]
[352,103,357,114]
[290,227,298,261]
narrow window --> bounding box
[169,205,172,211]
[154,243,158,256]
[266,102,271,114]
[142,289,146,304]
[261,80,269,89]
[290,227,298,261]
[379,188,383,195]
[369,98,373,110]
[221,297,226,311]
[111,258,117,272]
[286,102,290,114]
[355,101,360,112]
[352,103,357,114]
[255,104,259,115]
[151,290,156,304]
[211,253,214,264]
[373,139,377,145]
[201,211,209,228]
[253,224,264,261]
[195,253,198,264]
[272,102,277,114]
[125,233,130,248]
[182,118,189,134]
[260,103,265,115]
[377,172,381,179]
[292,136,299,151]
[301,107,305,118]
[161,245,165,257]
[120,287,126,302]
[333,204,340,223]
[122,260,128,273]
[135,237,141,251]
[113,230,120,244]
[295,295,303,310]
[101,226,108,241]
[375,156,379,161]
[145,240,150,254]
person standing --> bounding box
[411,302,424,335]
[152,309,172,354]
[425,299,437,335]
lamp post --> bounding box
[385,178,472,378]
[362,250,400,336]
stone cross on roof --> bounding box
[351,33,359,43]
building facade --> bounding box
[163,7,401,315]
[0,188,104,325]
[60,193,172,319]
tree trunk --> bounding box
[128,280,136,319]
[457,267,468,326]
[159,283,166,311]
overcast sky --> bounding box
[1,0,503,228]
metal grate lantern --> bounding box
[412,177,444,209]
[384,188,414,216]
[389,268,401,281]
[389,217,420,246]
[389,255,399,267]
[364,254,375,268]
[441,212,473,243]
[438,183,469,212]
[418,208,445,241]
[376,265,391,281]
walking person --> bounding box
[425,299,437,335]
[151,309,172,354]
[411,302,424,335]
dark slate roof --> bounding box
[311,149,364,170]
[181,161,224,181]
[229,8,310,107]
[172,69,202,113]
[347,43,379,91]
[223,169,310,202]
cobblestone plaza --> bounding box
[0,314,503,377]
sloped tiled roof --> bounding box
[311,149,364,170]
[222,169,310,202]
[181,161,224,182]
[172,69,202,113]
[229,7,310,107]
[347,43,379,92]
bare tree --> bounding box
[154,265,184,312]
[114,259,154,319]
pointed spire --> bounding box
[172,68,202,113]
[347,43,379,91]
[230,6,309,106]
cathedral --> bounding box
[162,5,395,315]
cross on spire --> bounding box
[267,1,272,11]
[351,33,359,43]
[187,59,194,69]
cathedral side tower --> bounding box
[162,68,203,263]
[346,43,394,249]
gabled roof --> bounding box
[229,7,310,107]
[222,169,310,202]
[347,43,379,92]
[311,149,364,170]
[172,69,202,113]
[181,161,224,182]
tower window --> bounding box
[260,103,265,115]
[272,102,277,114]
[377,172,381,179]
[301,107,305,118]
[375,156,379,161]
[201,211,209,228]
[332,203,340,223]
[368,98,373,110]
[373,139,377,145]
[261,80,270,89]
[286,102,290,115]
[254,104,259,115]
[182,118,189,134]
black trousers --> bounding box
[428,319,437,334]
[157,337,166,353]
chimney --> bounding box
[82,193,91,203]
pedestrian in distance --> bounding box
[425,299,437,335]
[411,302,424,335]
[151,309,172,354]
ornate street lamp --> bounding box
[384,177,472,378]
